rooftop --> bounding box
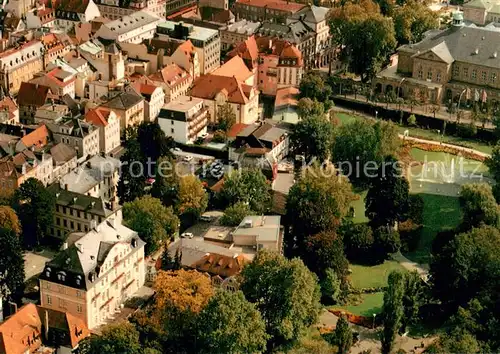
[233,215,281,242]
[213,56,253,82]
[167,238,241,268]
[101,10,160,36]
[157,21,219,42]
[288,5,330,23]
[162,95,204,112]
[102,91,144,110]
[220,19,261,34]
[235,0,306,12]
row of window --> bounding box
[453,66,498,83]
[46,295,83,313]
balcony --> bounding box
[186,106,209,123]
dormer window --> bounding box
[57,271,66,281]
[76,275,82,286]
[45,267,52,277]
[131,238,137,248]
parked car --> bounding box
[180,232,194,239]
[200,215,214,222]
[183,155,193,162]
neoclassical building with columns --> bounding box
[374,11,500,107]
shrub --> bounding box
[407,194,424,224]
[342,223,374,263]
[398,220,423,252]
[407,114,417,126]
[456,123,477,138]
[212,130,226,143]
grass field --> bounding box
[350,190,369,224]
[337,292,384,317]
[349,261,406,289]
[404,193,462,264]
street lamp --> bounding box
[375,110,378,119]
[398,78,406,98]
[372,313,377,329]
[457,88,467,122]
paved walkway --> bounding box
[392,252,430,282]
[401,135,491,158]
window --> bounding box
[482,71,487,81]
[463,67,469,77]
[77,304,82,313]
[436,71,442,82]
[418,70,423,79]
[56,217,60,226]
[76,290,82,298]
[472,69,477,79]
[70,221,74,229]
[59,298,66,309]
[427,70,432,80]
[491,72,497,82]
[63,219,67,227]
[47,295,52,305]
[171,128,174,133]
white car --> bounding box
[183,155,193,162]
[173,147,182,152]
[180,232,194,239]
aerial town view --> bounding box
[0,0,498,352]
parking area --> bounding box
[181,211,224,240]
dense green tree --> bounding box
[196,291,268,353]
[329,2,396,81]
[440,328,480,354]
[151,156,179,208]
[12,178,54,248]
[0,228,24,302]
[219,169,271,213]
[334,315,353,354]
[485,144,500,201]
[123,195,179,255]
[299,72,332,101]
[365,156,410,228]
[304,230,349,288]
[341,223,374,263]
[459,183,500,229]
[332,119,400,187]
[80,322,142,354]
[393,1,439,44]
[286,165,354,253]
[241,250,321,346]
[160,246,175,271]
[216,102,236,132]
[219,201,253,226]
[290,114,334,162]
[381,271,405,354]
[137,122,174,162]
[0,205,21,235]
[401,271,424,333]
[297,97,326,118]
[320,268,342,303]
[373,226,401,262]
[430,225,500,310]
[117,139,146,204]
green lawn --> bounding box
[336,292,384,317]
[350,190,369,224]
[349,261,406,289]
[404,193,462,264]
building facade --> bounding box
[48,118,100,158]
[95,10,161,44]
[219,19,261,51]
[102,91,145,131]
[148,63,192,103]
[158,95,209,143]
[233,0,306,23]
[39,218,146,330]
[85,107,121,154]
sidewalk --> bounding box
[392,252,429,282]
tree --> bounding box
[219,169,271,213]
[290,114,335,162]
[137,122,174,162]
[12,178,54,248]
[320,268,342,303]
[196,291,268,353]
[177,175,208,223]
[440,328,480,354]
[151,156,179,208]
[401,271,424,333]
[485,144,500,201]
[381,271,405,354]
[220,201,253,226]
[297,97,325,118]
[117,139,146,204]
[123,196,179,255]
[153,269,214,347]
[373,226,401,262]
[299,71,332,101]
[342,223,374,263]
[393,1,438,44]
[365,156,410,228]
[80,322,142,354]
[241,250,321,345]
[216,102,236,132]
[459,183,500,229]
[430,225,500,309]
[332,119,400,187]
[0,206,21,235]
[329,3,396,82]
[304,230,349,289]
[334,315,353,354]
[160,246,175,271]
[0,228,24,302]
[285,165,354,253]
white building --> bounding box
[158,95,209,144]
[127,81,165,122]
[85,107,121,154]
[78,39,125,82]
[95,10,161,44]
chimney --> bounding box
[62,242,68,250]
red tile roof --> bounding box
[17,82,51,107]
[0,304,42,354]
[192,253,249,278]
[274,86,299,108]
[0,96,17,112]
[21,124,49,149]
[149,63,191,88]
[85,107,112,126]
[235,0,306,12]
[191,75,253,105]
[227,123,249,138]
[213,56,253,83]
[228,36,259,69]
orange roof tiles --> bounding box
[236,0,306,12]
[21,124,49,149]
[85,107,112,126]
[17,82,51,107]
[149,63,191,88]
[0,304,42,354]
[0,96,18,112]
[191,75,253,105]
[213,56,253,83]
[227,123,249,138]
[192,253,249,278]
[275,86,299,108]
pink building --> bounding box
[228,35,303,96]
